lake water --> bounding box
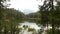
[18,21,52,34]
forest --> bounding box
[0,0,60,34]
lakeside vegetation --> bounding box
[0,0,60,34]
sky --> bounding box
[7,0,44,14]
[6,0,58,14]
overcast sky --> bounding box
[7,0,44,14]
[7,0,59,14]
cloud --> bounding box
[8,0,39,11]
[7,0,44,14]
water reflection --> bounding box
[19,21,40,30]
[18,21,52,34]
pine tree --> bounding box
[0,0,10,34]
[38,0,57,34]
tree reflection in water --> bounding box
[18,21,53,34]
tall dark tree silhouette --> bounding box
[38,0,57,34]
[0,0,10,34]
[0,0,6,34]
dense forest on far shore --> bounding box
[0,0,60,34]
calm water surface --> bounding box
[18,21,52,34]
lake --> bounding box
[18,21,52,34]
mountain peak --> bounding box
[23,9,34,14]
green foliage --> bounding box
[28,28,34,32]
[46,29,60,34]
[0,8,25,34]
[26,12,40,18]
[23,25,28,29]
[38,0,60,34]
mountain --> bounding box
[23,9,34,14]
